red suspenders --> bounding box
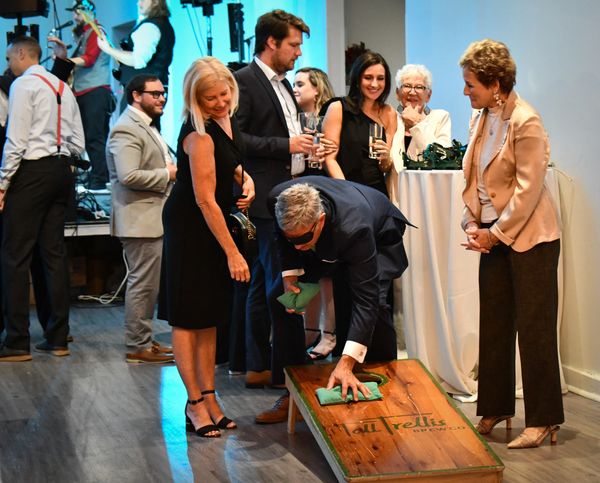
[31,73,66,155]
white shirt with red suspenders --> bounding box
[0,64,85,193]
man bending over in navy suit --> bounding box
[258,176,411,421]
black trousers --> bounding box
[77,88,113,189]
[1,158,73,350]
[245,218,285,375]
[0,217,52,339]
[477,239,564,427]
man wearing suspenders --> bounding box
[0,36,84,361]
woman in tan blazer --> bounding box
[459,39,563,449]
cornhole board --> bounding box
[285,359,503,482]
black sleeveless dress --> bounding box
[158,117,242,329]
[336,98,388,195]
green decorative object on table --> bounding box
[276,282,321,312]
[404,139,467,170]
[315,381,383,406]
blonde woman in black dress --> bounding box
[159,57,255,438]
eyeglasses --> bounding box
[285,220,318,245]
[140,90,168,100]
[400,84,428,93]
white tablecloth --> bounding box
[398,168,565,397]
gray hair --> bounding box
[395,64,433,90]
[274,183,323,232]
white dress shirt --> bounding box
[254,56,304,175]
[126,105,171,184]
[0,64,85,191]
[477,105,503,222]
[0,89,8,128]
[130,18,161,69]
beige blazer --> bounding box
[461,91,560,252]
[106,108,170,238]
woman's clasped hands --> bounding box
[461,222,499,253]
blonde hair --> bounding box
[296,67,335,113]
[182,57,239,135]
[459,39,516,94]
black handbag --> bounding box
[228,208,258,260]
[228,160,257,259]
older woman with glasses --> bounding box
[388,64,451,205]
[460,39,563,449]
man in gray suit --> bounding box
[106,74,176,363]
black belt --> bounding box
[23,154,72,163]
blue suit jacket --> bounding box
[268,176,412,347]
[234,60,299,219]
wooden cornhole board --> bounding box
[285,359,503,482]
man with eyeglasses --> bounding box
[267,176,412,402]
[106,74,177,363]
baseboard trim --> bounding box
[562,364,600,402]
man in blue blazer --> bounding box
[234,10,313,391]
[259,176,412,422]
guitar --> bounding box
[79,9,107,43]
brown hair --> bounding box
[146,0,170,18]
[346,51,391,113]
[254,9,309,55]
[8,36,41,61]
[459,39,516,94]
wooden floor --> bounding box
[0,304,598,483]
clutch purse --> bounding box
[404,139,467,170]
[228,208,258,260]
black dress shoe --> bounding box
[0,346,32,362]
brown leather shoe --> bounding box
[152,340,173,354]
[255,394,289,424]
[0,346,32,362]
[245,369,272,388]
[126,345,174,364]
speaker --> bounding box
[227,3,244,53]
[0,0,49,19]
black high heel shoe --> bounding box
[185,397,221,438]
[308,330,336,360]
[201,389,237,430]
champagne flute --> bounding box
[369,123,384,160]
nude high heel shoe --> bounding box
[507,425,560,449]
[476,415,513,435]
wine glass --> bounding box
[299,112,324,169]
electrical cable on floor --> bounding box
[77,249,130,305]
